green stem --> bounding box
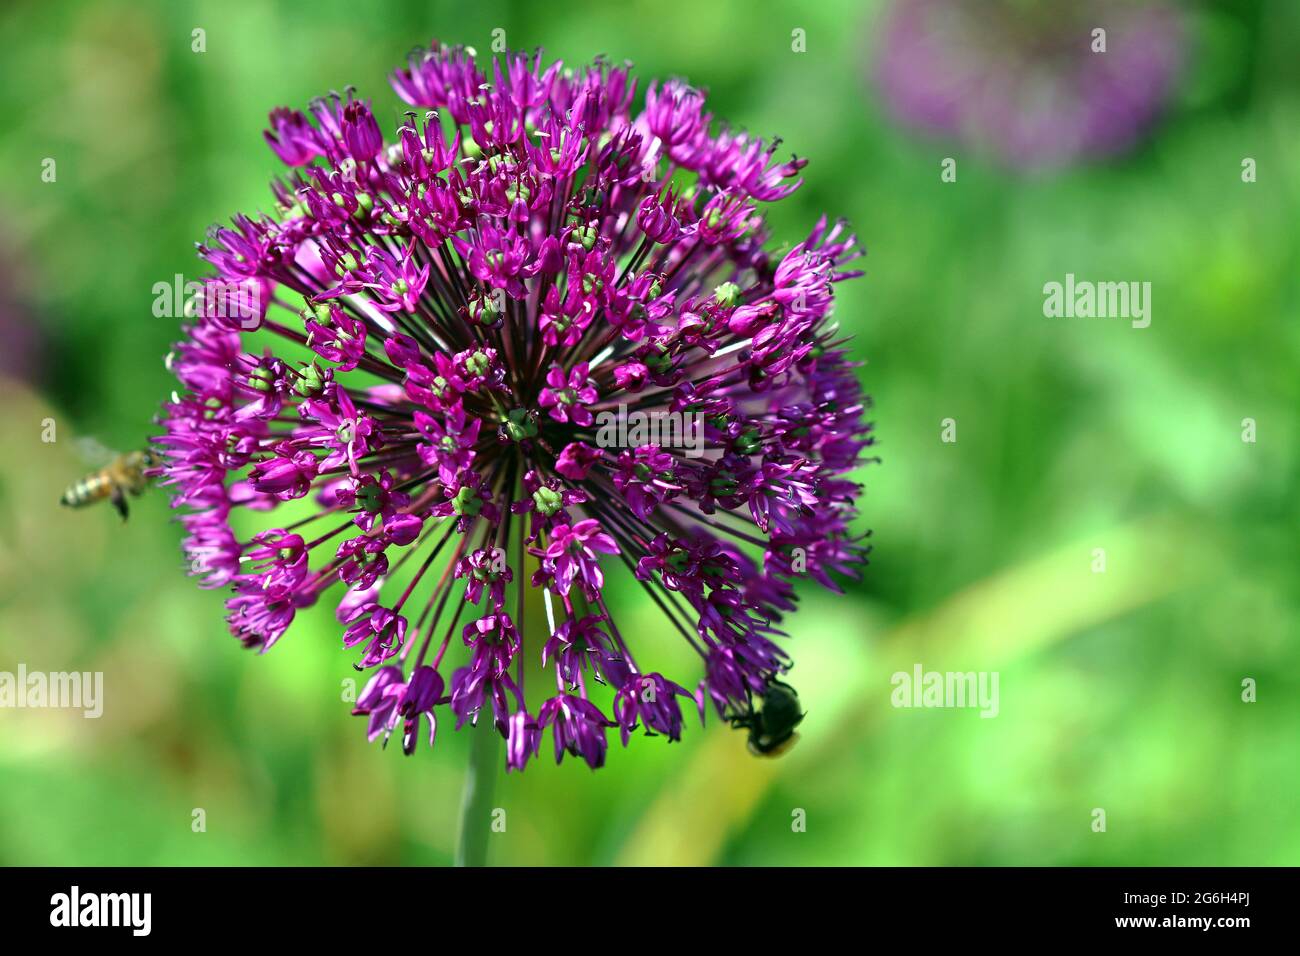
[455,716,500,867]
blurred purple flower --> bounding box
[873,0,1187,171]
[0,238,44,384]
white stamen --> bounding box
[587,345,615,371]
[712,339,749,359]
[543,588,557,636]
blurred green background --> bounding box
[0,0,1296,866]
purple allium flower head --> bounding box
[873,0,1187,171]
[155,41,875,771]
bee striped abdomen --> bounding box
[61,473,113,508]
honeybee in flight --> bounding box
[60,443,158,521]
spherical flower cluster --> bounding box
[156,41,874,770]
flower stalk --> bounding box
[455,715,500,867]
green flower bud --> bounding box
[714,282,741,308]
[452,485,482,517]
[733,427,762,455]
[292,361,326,397]
[533,485,563,517]
[357,483,384,513]
[572,223,598,251]
[500,408,538,442]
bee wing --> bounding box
[73,436,117,466]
